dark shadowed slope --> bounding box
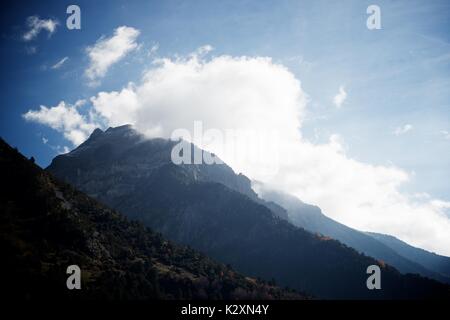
[258,189,450,284]
[0,137,305,300]
[47,125,450,299]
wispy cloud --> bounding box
[40,136,70,154]
[193,44,214,57]
[441,130,450,140]
[51,57,69,69]
[148,43,159,57]
[333,85,347,108]
[85,26,140,86]
[394,124,413,136]
[23,16,58,41]
[25,46,37,55]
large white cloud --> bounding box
[23,48,450,256]
[85,26,140,85]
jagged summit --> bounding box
[87,124,140,141]
[89,127,103,138]
[86,124,137,144]
[107,123,133,130]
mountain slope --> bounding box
[367,232,450,280]
[258,188,450,284]
[47,125,450,299]
[0,137,305,300]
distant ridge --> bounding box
[258,188,450,284]
[366,232,450,280]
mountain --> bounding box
[0,137,306,300]
[47,125,450,299]
[367,232,450,280]
[258,188,450,284]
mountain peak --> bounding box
[105,124,134,133]
[85,125,138,144]
[89,128,103,139]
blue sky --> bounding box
[1,1,450,252]
[2,0,448,197]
